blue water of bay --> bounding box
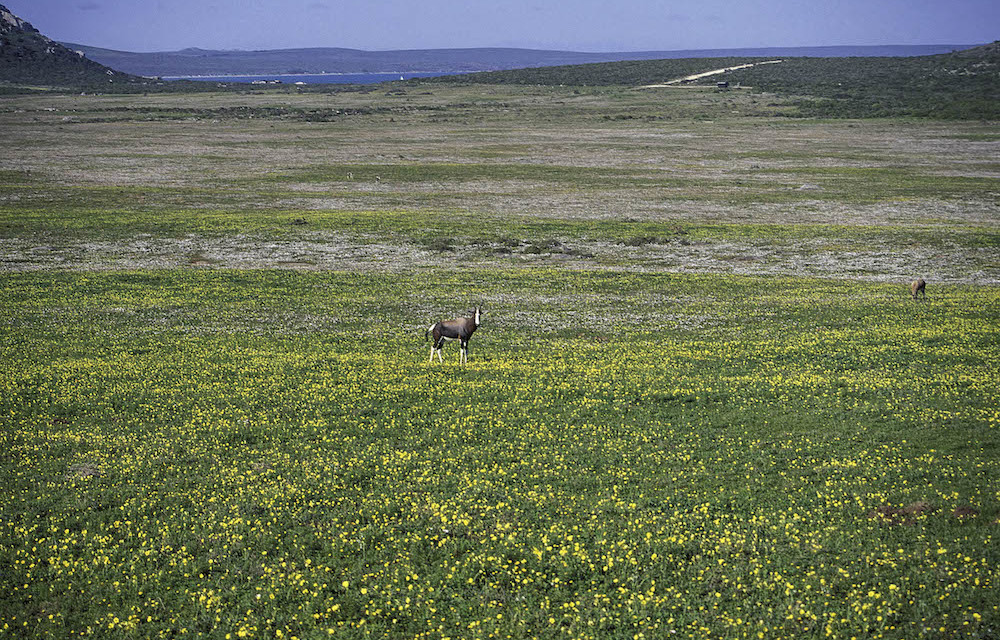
[164,72,462,84]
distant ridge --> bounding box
[0,3,145,87]
[60,42,978,78]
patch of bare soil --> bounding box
[66,462,101,479]
[952,505,980,519]
[867,501,935,526]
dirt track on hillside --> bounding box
[640,60,784,87]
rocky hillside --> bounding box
[0,3,146,88]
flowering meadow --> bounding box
[2,268,998,639]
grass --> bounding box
[1,83,999,639]
[2,270,999,639]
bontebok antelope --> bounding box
[426,307,481,364]
[911,278,927,300]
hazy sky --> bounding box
[6,0,997,52]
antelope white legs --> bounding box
[430,345,467,364]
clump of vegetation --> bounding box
[422,236,455,251]
[620,234,661,246]
[521,238,564,254]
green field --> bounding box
[1,83,999,639]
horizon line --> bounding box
[60,41,985,55]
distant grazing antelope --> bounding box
[426,307,481,364]
[911,278,927,300]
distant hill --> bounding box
[0,3,149,88]
[60,42,976,78]
[437,42,1000,119]
[716,42,1000,119]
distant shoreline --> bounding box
[158,71,466,84]
[161,71,459,79]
